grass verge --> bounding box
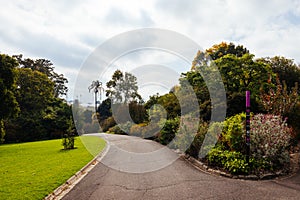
[0,136,105,200]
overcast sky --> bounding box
[1,0,300,104]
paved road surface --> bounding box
[62,133,300,200]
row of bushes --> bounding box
[140,112,293,175]
[106,111,295,175]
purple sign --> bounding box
[245,90,251,163]
[246,90,250,107]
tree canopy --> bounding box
[0,54,72,143]
[13,55,68,97]
[0,54,19,120]
[206,42,249,60]
[0,54,20,142]
[106,69,142,103]
[258,56,300,92]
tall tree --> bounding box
[214,53,271,93]
[186,44,271,118]
[13,55,68,97]
[206,42,249,60]
[106,70,142,103]
[6,68,56,142]
[257,56,300,92]
[0,54,19,142]
[97,98,112,122]
[88,80,104,113]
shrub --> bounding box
[172,115,199,151]
[129,122,161,138]
[186,121,209,158]
[129,123,144,137]
[62,118,76,150]
[206,113,293,174]
[259,77,298,116]
[207,147,250,174]
[286,101,300,140]
[101,117,116,132]
[62,133,75,150]
[82,122,101,133]
[251,114,292,168]
[220,113,246,153]
[157,118,179,145]
[141,123,161,139]
[118,121,134,134]
[108,125,126,135]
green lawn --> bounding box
[0,136,106,200]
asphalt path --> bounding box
[62,133,300,200]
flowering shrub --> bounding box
[206,113,293,174]
[251,114,292,167]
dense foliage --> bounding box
[95,70,147,133]
[140,42,299,175]
[0,54,73,143]
[207,113,293,174]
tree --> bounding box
[158,93,180,119]
[259,76,298,116]
[97,98,112,122]
[106,70,142,103]
[0,54,19,142]
[214,53,271,94]
[6,68,55,142]
[205,42,249,60]
[88,80,104,113]
[0,54,73,143]
[16,68,55,113]
[42,98,74,139]
[128,101,147,124]
[62,117,76,150]
[258,56,300,93]
[186,44,271,119]
[13,55,68,97]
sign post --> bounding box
[246,91,251,163]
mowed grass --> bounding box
[0,136,106,200]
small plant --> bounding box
[62,118,76,150]
[62,133,75,150]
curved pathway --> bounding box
[62,133,300,200]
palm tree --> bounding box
[88,80,104,113]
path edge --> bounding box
[44,135,110,200]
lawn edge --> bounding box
[44,136,110,200]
